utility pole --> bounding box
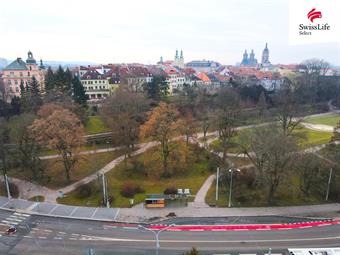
[102,174,107,207]
[228,168,240,208]
[215,167,219,202]
[325,168,333,201]
[5,174,11,200]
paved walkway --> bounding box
[191,174,215,208]
[0,196,339,223]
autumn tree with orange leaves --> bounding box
[140,102,182,177]
[29,104,86,181]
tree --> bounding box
[44,67,55,91]
[215,89,239,163]
[8,114,43,180]
[0,118,10,180]
[140,102,182,176]
[275,88,300,136]
[101,88,149,159]
[144,75,169,101]
[239,125,297,204]
[295,153,326,196]
[184,247,200,255]
[29,104,86,181]
[195,88,214,144]
[257,91,268,117]
[72,76,88,106]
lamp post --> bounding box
[325,168,333,201]
[215,167,220,202]
[228,167,241,208]
[138,224,175,255]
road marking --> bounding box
[113,208,120,221]
[69,207,78,217]
[54,237,62,240]
[69,237,77,240]
[123,227,138,230]
[14,212,30,217]
[24,236,32,238]
[90,208,98,218]
[58,231,66,235]
[318,223,332,227]
[1,220,18,225]
[48,205,60,215]
[7,217,23,222]
[300,226,312,229]
[38,236,47,239]
[71,233,79,237]
[73,234,340,243]
[189,229,204,231]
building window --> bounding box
[16,87,19,92]
[15,80,18,85]
[20,72,23,77]
[28,72,30,76]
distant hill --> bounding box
[43,60,97,69]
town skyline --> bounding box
[1,0,339,65]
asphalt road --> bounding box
[0,210,339,255]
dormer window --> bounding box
[98,75,101,79]
[87,76,90,79]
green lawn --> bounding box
[9,150,125,189]
[205,169,333,207]
[85,116,110,135]
[304,113,340,127]
[58,145,219,208]
[210,126,332,154]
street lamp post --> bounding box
[138,224,175,255]
[5,174,11,200]
[325,168,333,201]
[215,167,220,202]
[228,167,240,208]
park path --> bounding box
[191,174,215,208]
[8,109,338,203]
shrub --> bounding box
[120,183,144,198]
[164,187,177,195]
[75,183,93,199]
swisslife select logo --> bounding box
[299,8,330,36]
[289,0,340,44]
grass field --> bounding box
[85,116,110,134]
[304,113,340,127]
[58,145,219,207]
[209,126,332,154]
[9,150,125,189]
[205,170,332,207]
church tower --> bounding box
[261,43,270,66]
[241,50,249,66]
[26,51,38,71]
[174,49,184,68]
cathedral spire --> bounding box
[175,49,179,59]
[180,50,183,59]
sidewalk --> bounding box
[1,196,338,224]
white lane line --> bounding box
[7,217,23,222]
[71,233,79,237]
[300,226,312,229]
[24,236,32,238]
[54,237,62,240]
[69,207,79,217]
[90,208,98,218]
[123,227,138,230]
[113,208,120,221]
[14,212,30,217]
[318,223,332,227]
[38,236,47,239]
[69,237,77,240]
[48,205,60,215]
[58,231,66,235]
[1,220,18,225]
[44,229,52,233]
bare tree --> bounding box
[239,125,297,205]
[29,104,86,181]
[101,87,149,159]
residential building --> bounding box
[80,69,113,100]
[2,51,45,101]
[186,60,221,73]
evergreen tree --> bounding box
[29,76,43,112]
[144,75,168,101]
[71,76,88,106]
[44,67,55,91]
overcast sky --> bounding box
[1,0,339,65]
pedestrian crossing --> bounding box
[1,212,30,226]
